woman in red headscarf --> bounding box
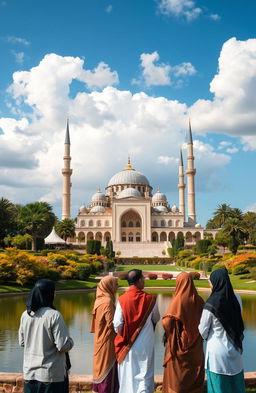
[162,272,205,393]
[90,275,119,393]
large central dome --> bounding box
[107,158,150,187]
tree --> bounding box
[0,198,19,244]
[55,218,76,241]
[223,217,248,254]
[212,203,232,228]
[18,202,56,250]
[214,230,231,251]
[242,211,256,244]
[105,240,115,258]
[196,239,212,254]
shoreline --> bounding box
[1,372,256,392]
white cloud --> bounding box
[190,38,256,150]
[172,62,196,77]
[209,13,220,21]
[133,51,196,87]
[135,52,171,87]
[226,147,238,154]
[11,50,25,64]
[157,0,202,21]
[4,35,30,46]
[80,61,119,89]
[105,5,112,13]
[244,203,256,213]
[0,52,230,216]
[217,141,232,149]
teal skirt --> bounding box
[206,369,245,393]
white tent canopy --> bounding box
[44,227,66,244]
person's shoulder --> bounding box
[39,307,62,319]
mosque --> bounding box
[61,121,217,257]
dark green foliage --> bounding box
[228,236,240,254]
[105,240,115,258]
[232,265,250,275]
[76,263,91,280]
[171,234,184,256]
[196,239,212,254]
[86,239,101,255]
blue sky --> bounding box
[1,0,256,225]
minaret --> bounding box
[61,119,72,219]
[178,149,186,219]
[186,120,196,225]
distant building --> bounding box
[61,121,217,256]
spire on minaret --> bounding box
[186,120,196,225]
[179,149,184,166]
[187,118,193,144]
[65,118,70,144]
[62,120,72,220]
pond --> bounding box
[1,290,256,374]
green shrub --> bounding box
[45,268,61,281]
[86,240,101,255]
[232,264,250,275]
[91,261,103,273]
[76,263,91,280]
[196,239,212,254]
[212,263,228,273]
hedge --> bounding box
[116,257,172,265]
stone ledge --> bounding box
[1,372,256,392]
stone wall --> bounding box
[1,373,256,393]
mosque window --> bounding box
[80,220,85,227]
[161,220,165,227]
[168,220,172,227]
[97,220,101,226]
[89,220,93,227]
[136,232,141,242]
[153,220,157,227]
[135,221,140,227]
[122,221,126,227]
[128,232,133,242]
[105,220,109,227]
[128,221,133,227]
[122,232,126,242]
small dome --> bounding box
[195,223,201,228]
[79,205,86,212]
[90,206,106,214]
[152,188,167,202]
[154,205,168,213]
[171,205,179,213]
[91,189,106,202]
[118,187,142,199]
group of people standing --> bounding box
[18,268,245,393]
[91,268,245,393]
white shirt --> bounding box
[198,295,243,375]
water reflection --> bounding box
[0,291,256,374]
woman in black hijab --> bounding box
[19,279,73,393]
[199,269,245,393]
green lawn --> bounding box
[116,264,181,271]
[0,279,98,294]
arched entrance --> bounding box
[120,210,142,242]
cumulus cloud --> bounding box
[0,51,229,216]
[190,37,256,150]
[133,51,196,87]
[209,13,220,21]
[157,0,202,21]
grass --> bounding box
[116,264,181,271]
[0,279,98,294]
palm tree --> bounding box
[55,218,76,241]
[223,217,248,254]
[213,203,232,227]
[18,202,56,250]
[231,208,243,220]
[242,211,256,244]
[0,197,18,243]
